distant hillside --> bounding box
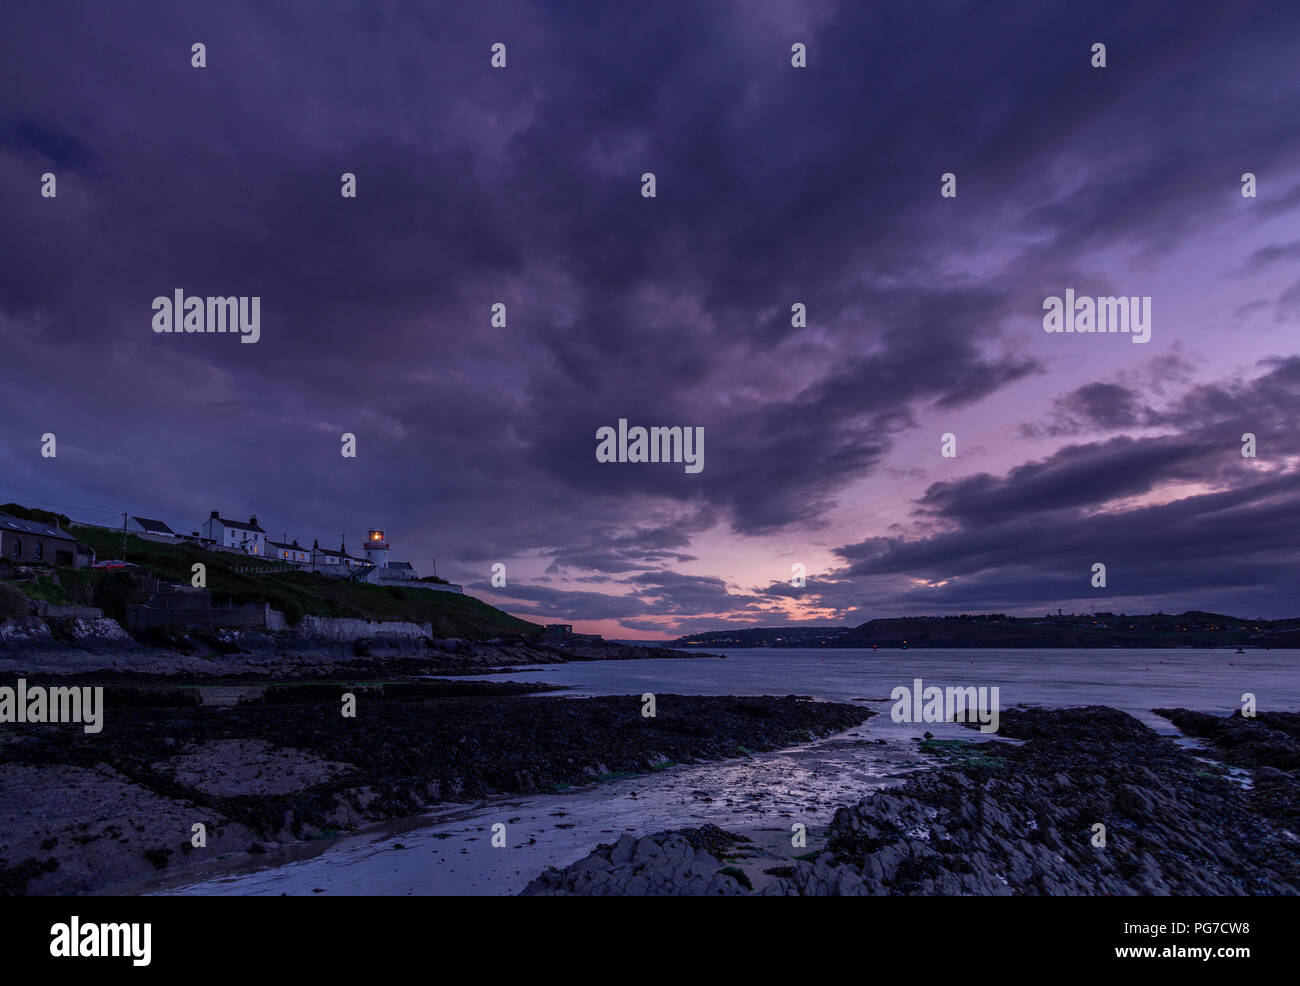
[0,502,72,528]
[65,525,539,639]
[670,626,851,648]
[670,612,1300,648]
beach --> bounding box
[107,646,1300,896]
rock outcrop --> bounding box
[523,706,1300,896]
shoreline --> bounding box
[0,624,712,680]
[5,634,1298,896]
[0,677,867,896]
[143,711,930,897]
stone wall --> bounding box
[295,615,432,642]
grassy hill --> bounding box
[65,526,539,639]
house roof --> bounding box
[212,516,265,532]
[267,539,305,551]
[387,561,414,570]
[0,512,78,543]
[314,546,355,558]
[132,517,176,535]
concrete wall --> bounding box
[126,601,272,631]
[123,592,438,641]
[366,577,463,593]
[417,582,463,594]
[32,602,104,619]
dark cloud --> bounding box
[1244,241,1300,268]
[2,1,1299,629]
[828,357,1300,617]
[624,570,765,615]
[1027,382,1153,437]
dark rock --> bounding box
[521,825,751,896]
[528,706,1300,896]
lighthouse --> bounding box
[363,527,389,568]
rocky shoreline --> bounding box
[0,618,704,678]
[522,706,1300,895]
[0,673,868,895]
[8,614,1297,898]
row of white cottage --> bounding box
[128,511,458,591]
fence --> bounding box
[231,563,302,575]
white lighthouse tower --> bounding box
[363,527,389,568]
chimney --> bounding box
[249,515,258,527]
[211,510,219,519]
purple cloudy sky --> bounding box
[2,1,1299,637]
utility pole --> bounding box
[121,512,127,562]
[432,556,437,578]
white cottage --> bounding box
[202,511,267,555]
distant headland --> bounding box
[668,612,1300,649]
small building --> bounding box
[540,623,600,642]
[267,538,310,564]
[129,516,177,537]
[0,512,92,568]
[360,558,420,583]
[310,537,363,573]
[202,511,266,555]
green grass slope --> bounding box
[67,526,539,639]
